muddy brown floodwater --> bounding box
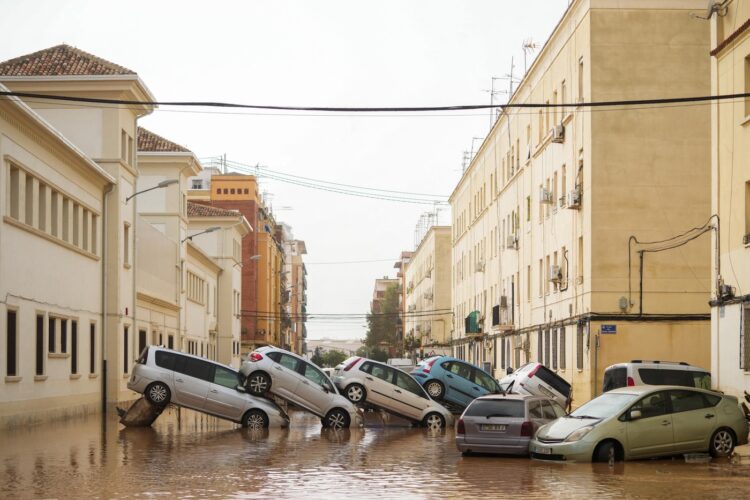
[1,407,750,499]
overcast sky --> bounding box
[1,0,567,341]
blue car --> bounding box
[411,356,502,408]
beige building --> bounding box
[710,0,750,399]
[405,226,452,356]
[280,224,308,354]
[450,0,712,404]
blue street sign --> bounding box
[601,324,617,334]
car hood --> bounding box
[537,417,599,440]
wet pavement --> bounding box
[2,407,750,499]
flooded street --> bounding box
[2,408,750,499]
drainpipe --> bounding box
[101,182,114,414]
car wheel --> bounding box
[324,408,351,430]
[593,441,620,463]
[242,409,269,429]
[145,382,171,407]
[709,428,736,457]
[246,372,271,396]
[345,383,366,404]
[422,412,446,429]
[424,380,445,399]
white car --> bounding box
[239,346,362,429]
[499,362,572,409]
[602,360,711,392]
[127,346,289,429]
[332,356,454,429]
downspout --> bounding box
[101,182,114,414]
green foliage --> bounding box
[365,284,401,355]
[310,346,324,367]
[321,349,347,368]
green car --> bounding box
[530,386,748,462]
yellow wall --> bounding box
[210,175,258,202]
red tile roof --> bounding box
[0,44,135,77]
[137,127,191,153]
[187,201,241,218]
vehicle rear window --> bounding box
[181,357,212,381]
[465,399,525,418]
[535,365,571,398]
[638,368,694,387]
[602,367,627,392]
[155,350,175,370]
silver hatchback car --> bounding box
[456,394,566,455]
[127,346,289,429]
[332,356,454,429]
[240,346,362,429]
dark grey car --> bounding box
[456,394,566,455]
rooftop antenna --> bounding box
[693,0,727,20]
[482,77,508,130]
[522,39,539,74]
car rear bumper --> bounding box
[456,435,530,455]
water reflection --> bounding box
[1,408,749,499]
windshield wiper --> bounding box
[485,413,514,419]
[570,415,599,419]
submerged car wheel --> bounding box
[709,428,736,457]
[593,441,618,463]
[324,408,351,430]
[345,384,366,404]
[242,409,269,429]
[424,380,445,399]
[145,382,171,407]
[422,412,446,430]
[247,372,271,396]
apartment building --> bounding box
[404,227,452,356]
[393,250,414,349]
[450,0,712,403]
[280,224,308,355]
[710,0,750,399]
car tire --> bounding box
[242,409,269,429]
[422,412,446,429]
[246,372,271,396]
[345,383,366,404]
[709,428,736,457]
[424,380,445,399]
[593,441,620,463]
[323,408,351,430]
[145,382,171,407]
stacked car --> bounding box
[411,356,502,409]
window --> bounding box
[38,183,47,232]
[528,401,544,419]
[187,271,206,304]
[89,323,96,374]
[466,399,524,418]
[9,165,20,219]
[123,223,130,267]
[168,335,174,350]
[669,390,712,413]
[559,327,566,370]
[213,366,240,389]
[576,323,584,369]
[192,180,203,190]
[216,188,221,195]
[544,329,550,365]
[138,329,147,357]
[278,353,299,371]
[472,369,497,392]
[541,400,558,420]
[6,310,17,376]
[450,361,472,380]
[578,57,584,103]
[538,259,543,297]
[302,363,328,387]
[500,340,506,369]
[155,350,175,370]
[48,317,56,353]
[36,314,44,375]
[71,320,78,374]
[561,80,567,116]
[537,330,543,363]
[370,363,393,382]
[123,326,129,374]
[552,328,558,369]
[25,174,34,226]
[182,357,212,381]
[60,319,67,354]
[395,371,426,398]
[578,236,584,283]
[630,391,669,419]
[121,130,128,161]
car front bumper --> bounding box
[529,438,595,462]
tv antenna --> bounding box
[522,39,539,74]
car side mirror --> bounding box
[629,409,641,421]
[506,367,513,375]
[236,385,247,393]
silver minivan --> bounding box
[128,346,289,429]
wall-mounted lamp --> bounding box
[125,179,179,203]
[233,254,261,267]
[182,226,220,243]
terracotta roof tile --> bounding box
[187,201,241,218]
[137,127,191,153]
[0,44,135,77]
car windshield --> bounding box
[569,393,639,419]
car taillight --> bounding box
[627,376,635,386]
[520,421,533,437]
[423,358,438,374]
[457,418,465,435]
[249,352,263,362]
[343,357,361,371]
[527,364,541,378]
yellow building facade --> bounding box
[710,0,750,399]
[450,0,712,404]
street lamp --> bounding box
[182,226,220,243]
[125,179,179,203]
[233,254,261,268]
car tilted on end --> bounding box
[239,346,362,429]
[333,356,454,429]
[411,356,502,407]
[127,346,289,429]
[530,385,748,462]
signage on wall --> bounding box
[601,324,617,334]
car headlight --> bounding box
[534,423,550,440]
[565,426,594,442]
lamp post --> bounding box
[125,179,179,203]
[182,226,220,243]
[233,254,260,268]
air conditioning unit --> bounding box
[499,295,508,309]
[540,187,553,204]
[567,186,582,209]
[559,195,567,208]
[475,260,485,273]
[506,234,518,249]
[551,124,565,143]
[549,265,563,282]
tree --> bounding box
[310,346,324,367]
[365,284,401,354]
[321,349,347,367]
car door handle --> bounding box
[210,389,218,393]
[447,374,454,378]
[661,420,671,426]
[705,414,715,419]
[366,376,373,381]
[176,378,184,383]
[274,366,283,371]
[394,389,402,394]
[302,381,310,385]
[472,387,480,391]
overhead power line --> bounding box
[3,90,750,112]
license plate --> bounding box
[535,446,552,455]
[480,424,506,431]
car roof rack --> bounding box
[630,360,690,366]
